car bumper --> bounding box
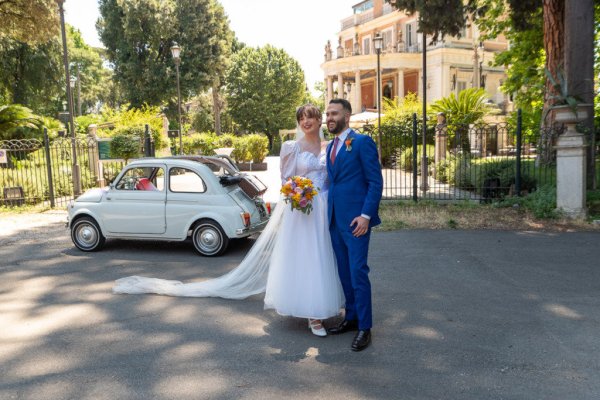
[235,218,269,236]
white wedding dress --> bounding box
[113,140,344,320]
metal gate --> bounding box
[0,132,120,208]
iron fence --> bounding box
[0,132,124,208]
[363,112,573,202]
[0,113,597,207]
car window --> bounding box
[169,167,206,193]
[115,166,165,191]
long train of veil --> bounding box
[112,200,285,299]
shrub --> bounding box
[182,132,218,155]
[395,144,435,174]
[231,136,250,163]
[216,133,236,148]
[110,129,141,162]
[245,134,269,163]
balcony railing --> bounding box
[328,40,480,62]
[340,3,396,31]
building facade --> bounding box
[321,0,510,114]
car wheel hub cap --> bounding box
[201,231,217,246]
[79,226,96,245]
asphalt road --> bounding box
[1,213,600,400]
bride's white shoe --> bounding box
[308,319,327,337]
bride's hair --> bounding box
[296,104,322,123]
[295,104,325,141]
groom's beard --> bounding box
[328,119,346,134]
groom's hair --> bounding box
[329,98,352,114]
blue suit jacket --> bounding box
[326,130,383,228]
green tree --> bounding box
[0,0,59,45]
[225,45,305,149]
[68,26,113,115]
[0,24,112,116]
[97,0,233,118]
[0,104,42,140]
[110,130,140,163]
[0,37,63,114]
[430,88,492,153]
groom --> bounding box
[325,98,383,351]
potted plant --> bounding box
[545,67,593,126]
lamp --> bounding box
[171,42,183,154]
[56,0,81,195]
[373,33,384,165]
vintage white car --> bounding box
[67,156,271,256]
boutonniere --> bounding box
[345,137,354,152]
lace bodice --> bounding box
[280,141,329,191]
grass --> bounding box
[377,199,600,232]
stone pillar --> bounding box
[397,69,404,99]
[87,124,102,187]
[434,114,448,179]
[337,73,344,99]
[326,77,334,105]
[354,70,362,112]
[555,127,588,218]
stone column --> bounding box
[397,69,404,99]
[354,70,362,112]
[434,114,448,179]
[555,127,588,218]
[326,77,334,105]
[87,124,103,187]
[337,73,344,99]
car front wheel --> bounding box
[192,220,229,256]
[71,216,106,252]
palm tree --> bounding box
[430,88,491,154]
[0,104,42,140]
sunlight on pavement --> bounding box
[401,326,444,340]
[544,303,583,320]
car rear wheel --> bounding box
[192,220,229,256]
[71,216,106,252]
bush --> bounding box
[231,136,250,163]
[110,129,141,162]
[182,132,218,155]
[497,184,558,219]
[216,133,236,148]
[245,134,269,163]
[395,144,435,173]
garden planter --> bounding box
[237,162,267,171]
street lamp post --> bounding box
[373,33,383,165]
[56,0,81,195]
[171,43,183,155]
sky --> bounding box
[64,0,358,91]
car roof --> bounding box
[128,156,238,174]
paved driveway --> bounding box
[1,212,600,399]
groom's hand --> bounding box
[351,216,369,237]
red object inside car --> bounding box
[136,178,157,191]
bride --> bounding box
[113,104,344,337]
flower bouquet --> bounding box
[280,176,319,214]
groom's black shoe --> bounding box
[327,319,358,335]
[351,329,371,352]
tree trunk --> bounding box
[538,0,564,164]
[212,79,221,136]
[564,0,595,188]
